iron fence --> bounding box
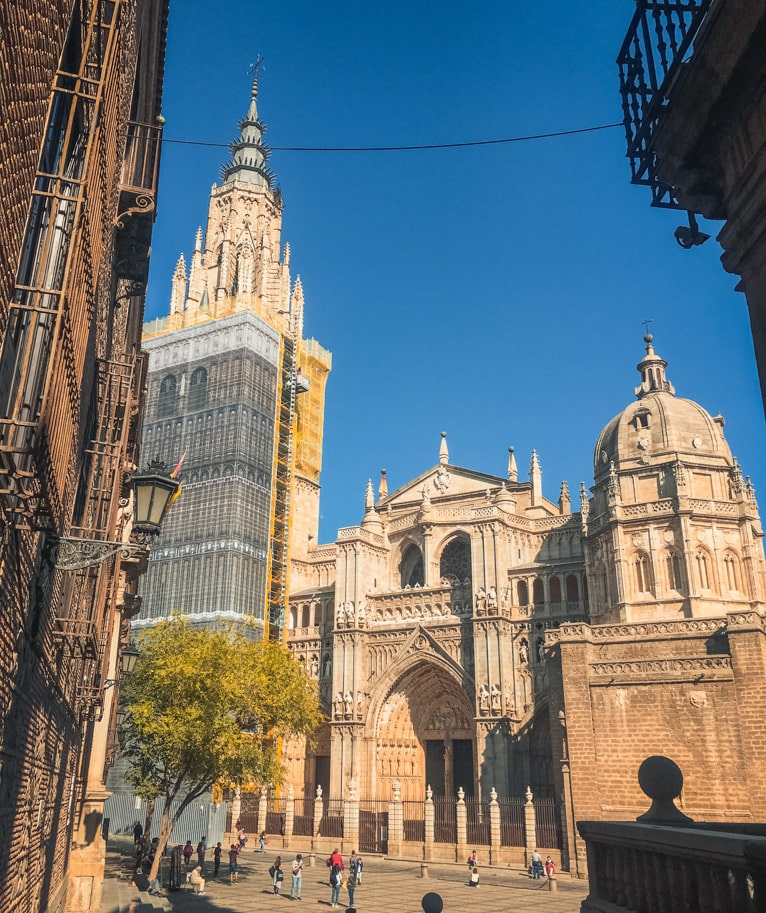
[320,798,344,838]
[465,798,490,846]
[402,800,425,843]
[359,800,388,855]
[433,796,457,844]
[535,796,562,850]
[292,797,315,837]
[498,797,525,847]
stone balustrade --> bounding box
[579,820,766,913]
[578,756,766,913]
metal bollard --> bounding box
[548,876,557,892]
[420,863,428,878]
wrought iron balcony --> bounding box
[617,0,712,208]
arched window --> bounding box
[288,606,297,629]
[723,552,740,592]
[635,553,652,594]
[439,537,472,587]
[301,603,311,627]
[188,366,207,411]
[666,551,683,591]
[533,578,544,605]
[517,580,528,606]
[157,374,177,417]
[566,575,579,601]
[400,543,424,588]
[696,550,710,590]
[549,577,562,603]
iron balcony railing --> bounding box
[617,0,713,208]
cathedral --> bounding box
[284,335,766,873]
[133,77,766,877]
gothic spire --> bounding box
[507,446,518,482]
[221,77,276,188]
[635,333,675,399]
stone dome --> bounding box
[593,337,732,479]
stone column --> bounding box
[424,785,434,860]
[313,785,324,840]
[524,786,537,865]
[231,786,242,840]
[344,779,359,852]
[489,787,501,865]
[284,784,295,843]
[388,780,403,857]
[456,787,467,863]
[258,786,268,837]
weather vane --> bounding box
[640,318,654,336]
[248,56,265,78]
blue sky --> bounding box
[146,1,765,542]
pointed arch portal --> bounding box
[372,661,475,800]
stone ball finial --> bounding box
[441,431,447,438]
[636,755,693,824]
[644,333,653,344]
[421,892,444,913]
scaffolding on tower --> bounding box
[265,318,310,643]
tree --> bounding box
[120,615,322,880]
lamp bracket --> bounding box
[53,536,150,571]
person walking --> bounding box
[213,842,222,879]
[258,831,267,853]
[545,855,556,878]
[347,851,361,906]
[133,822,143,846]
[531,848,543,879]
[229,843,240,884]
[290,853,303,900]
[196,836,206,871]
[329,859,343,908]
[237,828,247,849]
[183,841,194,869]
[269,855,284,895]
[467,850,478,869]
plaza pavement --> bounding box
[102,836,590,913]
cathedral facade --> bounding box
[137,81,331,636]
[285,337,766,874]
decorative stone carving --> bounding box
[478,684,489,715]
[490,683,501,714]
[333,692,344,719]
[433,465,451,492]
[688,690,707,707]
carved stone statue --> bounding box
[490,683,501,713]
[475,586,486,611]
[487,586,497,610]
[518,638,529,664]
[336,603,346,627]
[478,683,489,714]
[310,655,319,678]
[344,690,353,715]
[333,692,344,718]
[356,691,365,718]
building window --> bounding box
[696,550,710,590]
[517,580,528,605]
[566,574,579,602]
[532,578,544,605]
[400,543,424,588]
[188,366,207,411]
[157,374,177,417]
[723,552,740,592]
[549,577,562,603]
[439,537,472,587]
[634,553,652,594]
[666,551,683,591]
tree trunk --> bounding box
[148,801,173,882]
[143,797,155,839]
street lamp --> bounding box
[53,459,180,570]
[102,642,141,689]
